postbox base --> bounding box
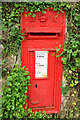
[32,107,60,114]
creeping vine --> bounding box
[1,2,80,119]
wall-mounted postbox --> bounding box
[21,8,65,114]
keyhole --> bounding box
[35,84,37,88]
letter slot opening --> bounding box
[27,33,59,39]
[30,33,57,36]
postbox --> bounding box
[21,8,65,114]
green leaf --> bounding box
[14,18,19,23]
[72,102,76,105]
[8,22,13,27]
[42,11,46,13]
[27,76,30,80]
[11,26,15,31]
[56,55,60,58]
[59,45,61,48]
[3,27,7,31]
[56,48,60,53]
[52,53,54,56]
[30,9,33,12]
[57,10,59,14]
[55,15,58,18]
[4,58,8,63]
[25,14,27,17]
[28,12,31,16]
[42,110,46,114]
[10,12,15,18]
[3,67,7,71]
[32,14,36,18]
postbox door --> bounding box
[29,50,56,108]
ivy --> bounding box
[2,65,30,119]
[2,2,74,56]
[2,1,80,119]
[2,65,49,119]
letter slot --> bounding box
[27,33,59,39]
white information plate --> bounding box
[35,51,48,78]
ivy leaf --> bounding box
[21,35,25,40]
[3,67,7,71]
[30,9,33,12]
[4,58,8,63]
[66,4,71,9]
[59,45,61,48]
[56,55,60,58]
[11,26,15,31]
[27,76,30,80]
[55,15,58,18]
[57,10,59,14]
[32,14,36,18]
[10,31,15,36]
[72,102,76,105]
[9,12,15,18]
[42,11,46,14]
[3,27,7,31]
[56,48,60,53]
[52,53,54,56]
[8,22,13,27]
[0,35,2,39]
[28,12,31,16]
[74,16,78,21]
[36,8,40,12]
[14,18,19,23]
[25,14,27,17]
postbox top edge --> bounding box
[21,8,65,34]
[21,7,65,13]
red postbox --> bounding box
[21,8,65,114]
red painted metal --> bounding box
[21,8,65,114]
